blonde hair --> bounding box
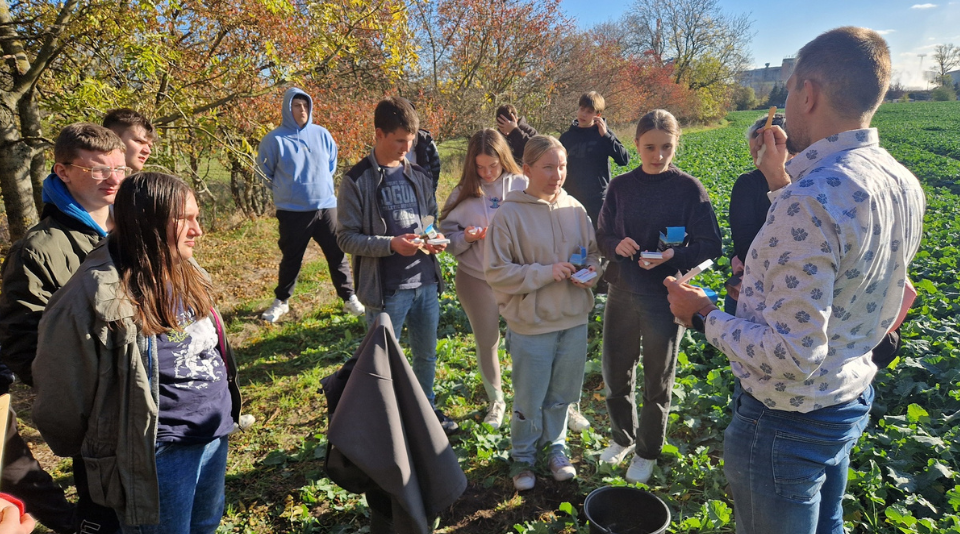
[522,135,566,167]
[441,129,521,219]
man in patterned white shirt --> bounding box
[665,27,925,534]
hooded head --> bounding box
[281,87,313,130]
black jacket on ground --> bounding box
[322,313,466,534]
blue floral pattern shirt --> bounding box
[705,128,926,412]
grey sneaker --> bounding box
[549,453,577,481]
[435,409,458,435]
[343,295,365,316]
[261,299,289,323]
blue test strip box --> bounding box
[569,246,587,267]
[659,226,686,251]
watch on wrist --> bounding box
[691,311,707,333]
[690,304,716,334]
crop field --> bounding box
[22,102,950,533]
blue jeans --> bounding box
[365,284,440,405]
[121,436,229,534]
[723,386,874,534]
[506,324,588,465]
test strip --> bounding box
[677,259,714,285]
[764,106,776,130]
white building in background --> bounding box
[738,58,796,96]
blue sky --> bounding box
[561,0,960,88]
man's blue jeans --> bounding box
[724,386,874,534]
[506,324,588,465]
[121,436,229,534]
[365,284,440,405]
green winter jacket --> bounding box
[0,204,102,385]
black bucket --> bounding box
[583,486,671,534]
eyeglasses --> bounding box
[65,163,132,180]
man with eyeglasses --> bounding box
[0,123,128,534]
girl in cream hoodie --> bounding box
[483,135,601,491]
[440,129,527,429]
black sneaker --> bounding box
[435,409,458,435]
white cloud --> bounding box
[872,29,896,35]
[911,3,938,8]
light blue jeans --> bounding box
[365,284,440,405]
[121,436,228,534]
[506,324,588,465]
[723,386,874,534]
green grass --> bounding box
[217,102,960,533]
[16,102,960,533]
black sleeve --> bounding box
[668,184,723,271]
[606,131,631,166]
[729,172,769,263]
[425,140,442,193]
[596,181,623,260]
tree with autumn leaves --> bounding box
[0,0,751,240]
[0,0,413,239]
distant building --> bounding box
[738,58,796,96]
[948,70,960,87]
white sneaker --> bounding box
[625,455,656,484]
[548,454,577,481]
[261,299,289,323]
[599,442,635,465]
[343,295,365,316]
[513,469,535,491]
[567,404,591,432]
[230,414,257,434]
[483,400,506,430]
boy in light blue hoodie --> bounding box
[258,87,363,322]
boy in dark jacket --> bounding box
[496,104,538,166]
[558,91,630,229]
[337,97,457,434]
[410,129,442,195]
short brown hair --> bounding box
[103,108,155,140]
[496,104,518,120]
[54,123,125,164]
[578,91,605,114]
[635,109,681,141]
[374,96,419,134]
[792,27,891,121]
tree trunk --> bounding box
[0,101,40,242]
[18,90,46,213]
[228,151,268,218]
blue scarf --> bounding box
[40,174,107,237]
